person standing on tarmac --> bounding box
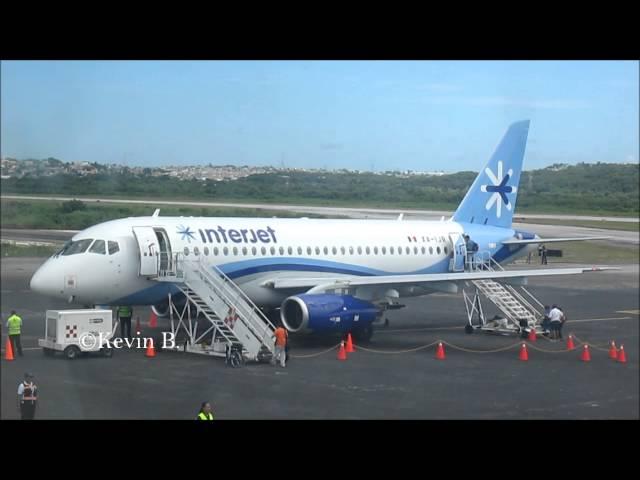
[197,402,214,420]
[117,305,133,340]
[271,324,288,367]
[7,310,23,357]
[17,373,38,420]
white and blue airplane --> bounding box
[29,120,607,339]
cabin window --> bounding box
[421,246,426,254]
[233,247,238,256]
[365,246,370,255]
[381,246,386,255]
[242,247,248,255]
[193,247,200,256]
[213,247,219,256]
[357,246,362,255]
[61,238,94,256]
[271,246,276,255]
[203,247,209,256]
[307,247,312,255]
[436,246,441,255]
[252,247,257,255]
[223,247,229,256]
[443,246,448,255]
[414,246,418,255]
[349,246,354,255]
[279,246,285,255]
[323,247,328,255]
[429,246,433,255]
[315,247,320,255]
[288,247,293,255]
[183,247,190,256]
[332,247,337,255]
[390,246,394,254]
[374,246,379,255]
[88,240,106,255]
[398,246,402,255]
[261,246,267,255]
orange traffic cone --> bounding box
[617,345,627,364]
[4,338,14,361]
[337,341,347,361]
[145,338,156,358]
[519,343,529,361]
[580,344,591,362]
[566,335,575,351]
[608,341,618,360]
[345,333,355,353]
[149,311,158,328]
[435,342,446,360]
[528,329,537,342]
[135,317,141,335]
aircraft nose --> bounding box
[30,263,57,297]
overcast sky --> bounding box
[2,60,638,171]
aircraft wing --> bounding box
[501,236,609,245]
[266,266,616,291]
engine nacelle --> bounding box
[280,294,379,334]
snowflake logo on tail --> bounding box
[480,161,516,218]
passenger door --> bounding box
[448,232,466,272]
[132,227,159,276]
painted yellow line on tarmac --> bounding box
[565,316,632,324]
[379,316,633,334]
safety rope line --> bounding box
[571,334,614,351]
[283,334,623,359]
[289,343,341,358]
[441,340,522,354]
[356,340,441,354]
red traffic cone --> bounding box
[608,341,618,360]
[519,343,529,361]
[337,341,347,361]
[4,338,14,361]
[580,344,591,362]
[435,342,446,360]
[566,335,576,351]
[135,317,141,335]
[149,311,158,328]
[145,338,156,358]
[528,329,537,342]
[617,345,627,364]
[345,333,355,353]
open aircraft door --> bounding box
[133,227,159,276]
[449,232,466,272]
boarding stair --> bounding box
[463,253,546,335]
[156,254,276,362]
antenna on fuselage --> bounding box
[152,209,160,217]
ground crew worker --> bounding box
[17,373,37,420]
[271,324,288,367]
[7,310,23,357]
[117,305,133,340]
[197,402,214,420]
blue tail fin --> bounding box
[452,120,530,228]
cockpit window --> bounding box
[89,240,106,255]
[108,241,120,255]
[61,239,94,256]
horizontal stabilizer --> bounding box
[502,236,610,245]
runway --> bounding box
[1,257,637,419]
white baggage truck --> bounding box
[38,309,116,359]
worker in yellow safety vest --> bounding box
[17,373,38,420]
[117,305,133,340]
[197,402,214,420]
[7,310,23,357]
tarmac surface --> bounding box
[1,256,638,419]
